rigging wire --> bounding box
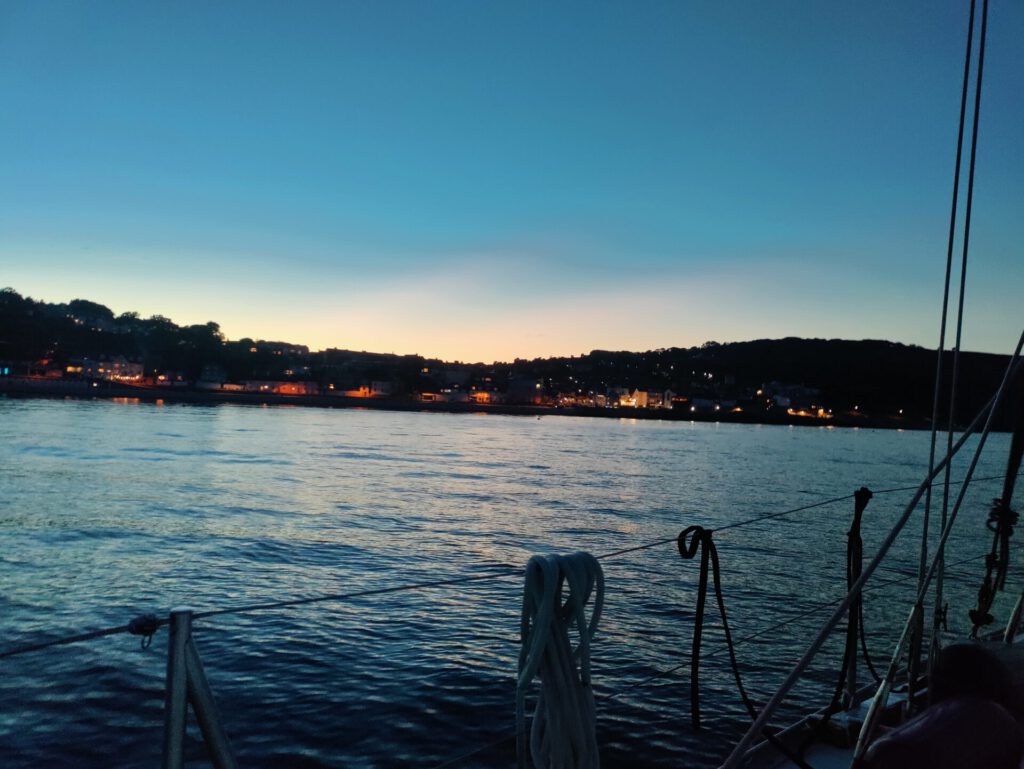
[937,0,989,667]
[921,0,977,603]
[713,495,851,534]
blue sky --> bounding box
[1,1,1021,362]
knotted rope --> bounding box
[516,552,604,769]
[127,613,162,649]
[970,372,1024,636]
[969,498,1020,633]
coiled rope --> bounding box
[516,552,604,769]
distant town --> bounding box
[0,287,1013,429]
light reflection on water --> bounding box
[0,397,1017,768]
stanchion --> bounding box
[161,608,238,769]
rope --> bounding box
[796,489,878,756]
[848,489,882,685]
[968,499,1017,631]
[516,552,604,769]
[970,375,1024,635]
[677,525,818,769]
[676,526,754,729]
[127,613,163,649]
[844,489,882,685]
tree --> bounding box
[68,299,114,322]
[204,321,224,341]
[0,287,28,309]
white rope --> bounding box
[516,552,604,769]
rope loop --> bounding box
[675,525,757,731]
[127,613,162,650]
[677,525,712,560]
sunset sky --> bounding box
[2,1,1022,362]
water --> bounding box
[0,397,1017,768]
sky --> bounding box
[1,1,1022,363]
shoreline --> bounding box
[0,376,928,431]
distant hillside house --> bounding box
[72,356,144,382]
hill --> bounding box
[0,287,1015,426]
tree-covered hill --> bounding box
[1,287,1014,425]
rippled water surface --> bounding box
[0,398,1018,768]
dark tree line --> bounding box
[1,287,224,379]
[1,287,1015,426]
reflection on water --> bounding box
[0,398,1016,768]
